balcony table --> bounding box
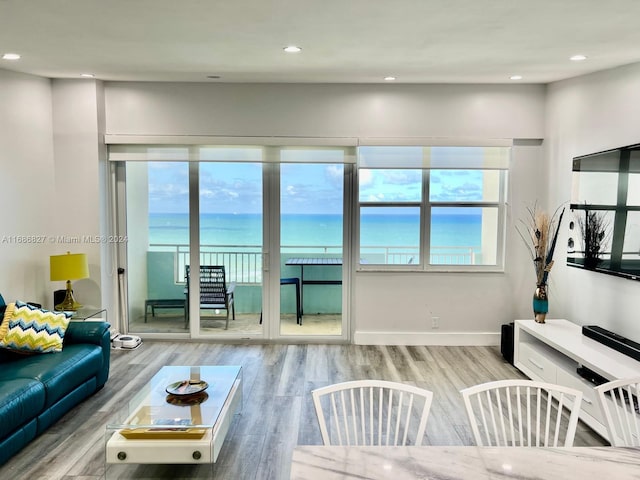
[290,445,640,479]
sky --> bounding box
[147,162,348,214]
[145,147,492,214]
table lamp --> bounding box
[50,252,89,311]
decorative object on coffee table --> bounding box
[517,204,564,323]
[165,379,209,396]
[166,391,209,405]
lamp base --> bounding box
[55,281,82,311]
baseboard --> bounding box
[353,331,500,346]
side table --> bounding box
[56,306,108,322]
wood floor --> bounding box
[0,342,606,480]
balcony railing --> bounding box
[149,243,479,284]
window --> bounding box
[358,145,509,269]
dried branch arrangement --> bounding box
[517,204,565,286]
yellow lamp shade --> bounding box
[50,252,89,282]
[50,252,89,311]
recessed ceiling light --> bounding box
[570,54,587,61]
[80,73,95,78]
[283,45,301,53]
[384,76,396,81]
[2,53,20,60]
[510,75,523,80]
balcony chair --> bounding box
[460,379,583,447]
[594,377,640,446]
[185,265,236,329]
[311,380,433,446]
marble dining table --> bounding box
[290,445,640,479]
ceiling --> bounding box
[1,0,640,84]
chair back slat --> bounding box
[461,380,582,447]
[552,393,566,446]
[312,380,433,446]
[489,390,500,445]
[402,394,414,445]
[495,389,505,445]
[516,387,524,446]
[377,387,383,445]
[385,389,393,445]
[526,389,532,446]
[329,393,342,445]
[535,387,542,446]
[349,389,357,444]
[359,387,366,444]
[504,387,514,446]
[595,378,640,446]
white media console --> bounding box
[514,319,640,440]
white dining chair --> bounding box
[311,380,434,446]
[461,379,583,447]
[594,377,640,446]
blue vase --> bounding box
[533,284,548,323]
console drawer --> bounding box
[556,368,604,425]
[518,342,557,384]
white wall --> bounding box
[105,82,544,139]
[0,72,108,310]
[0,70,55,302]
[547,62,640,343]
[104,82,547,343]
[50,79,107,309]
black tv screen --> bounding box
[568,143,640,280]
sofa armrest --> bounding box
[64,321,111,389]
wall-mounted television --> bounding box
[567,143,640,280]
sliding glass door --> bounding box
[112,143,351,340]
[122,159,192,335]
[197,161,263,336]
[279,163,344,336]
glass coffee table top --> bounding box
[109,365,242,431]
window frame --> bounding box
[356,147,509,273]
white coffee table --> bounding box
[105,365,242,479]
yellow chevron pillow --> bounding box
[0,301,71,353]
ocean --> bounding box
[148,212,481,250]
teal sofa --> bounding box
[0,294,111,465]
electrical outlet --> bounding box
[431,316,439,329]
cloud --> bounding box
[431,181,483,201]
[325,165,343,182]
[382,170,421,185]
[359,169,373,186]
